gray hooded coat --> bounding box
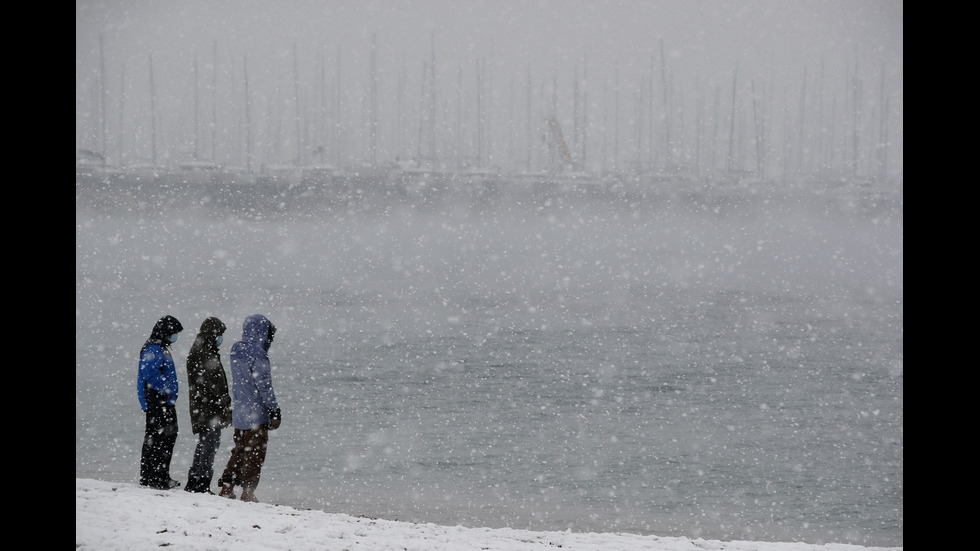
[230,314,280,430]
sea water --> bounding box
[75,189,902,547]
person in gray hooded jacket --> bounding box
[218,314,281,502]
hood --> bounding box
[198,316,227,342]
[241,314,273,349]
[150,315,184,341]
[144,315,183,352]
[191,316,226,353]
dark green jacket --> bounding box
[186,317,233,434]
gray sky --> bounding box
[76,0,902,174]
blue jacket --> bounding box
[137,315,183,411]
[230,314,280,429]
[138,345,179,411]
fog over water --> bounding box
[76,196,901,334]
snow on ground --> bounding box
[76,478,901,551]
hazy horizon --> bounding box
[76,1,903,181]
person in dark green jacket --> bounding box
[184,317,233,494]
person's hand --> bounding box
[268,408,282,430]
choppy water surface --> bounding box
[76,191,902,546]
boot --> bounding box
[240,487,259,503]
[218,483,236,499]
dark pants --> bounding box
[139,405,178,488]
[219,427,269,490]
[185,428,222,492]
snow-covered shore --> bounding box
[75,478,901,550]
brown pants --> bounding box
[219,427,269,490]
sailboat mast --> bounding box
[149,53,158,167]
[294,43,303,166]
[751,79,764,176]
[797,67,807,176]
[727,63,738,173]
[119,61,126,166]
[194,50,200,162]
[369,34,378,166]
[212,41,218,163]
[660,39,671,169]
[455,63,462,168]
[416,59,427,162]
[428,30,437,162]
[476,57,484,167]
[877,61,888,182]
[526,65,532,171]
[244,54,253,173]
[100,33,108,163]
[582,56,589,168]
[614,65,619,173]
[850,48,861,177]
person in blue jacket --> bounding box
[218,314,282,502]
[137,315,184,490]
